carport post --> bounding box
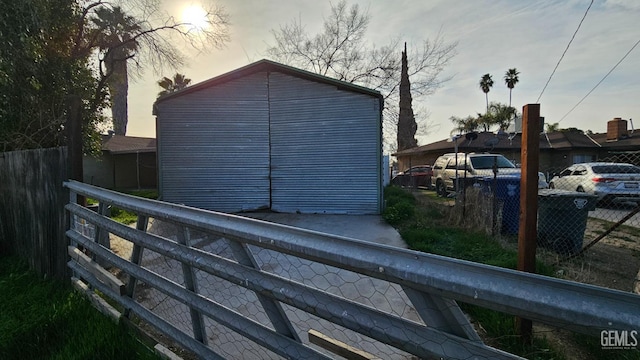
[516,103,541,343]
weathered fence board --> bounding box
[0,147,68,278]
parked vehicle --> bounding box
[391,165,433,188]
[548,162,640,205]
[433,152,548,197]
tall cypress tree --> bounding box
[397,42,418,151]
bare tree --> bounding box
[76,0,230,134]
[266,0,457,149]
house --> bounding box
[83,134,157,190]
[393,117,640,176]
[153,59,384,214]
[588,118,640,165]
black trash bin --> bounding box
[537,189,597,255]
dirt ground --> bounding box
[539,217,640,293]
[432,190,640,359]
[533,218,640,360]
[444,188,640,293]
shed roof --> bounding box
[102,135,156,154]
[154,59,384,105]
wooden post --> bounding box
[66,94,85,205]
[516,104,540,343]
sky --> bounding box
[126,0,640,151]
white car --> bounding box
[548,162,640,205]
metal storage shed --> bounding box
[153,59,384,214]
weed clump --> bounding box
[382,186,417,225]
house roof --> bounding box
[153,59,384,104]
[588,131,640,151]
[392,130,606,157]
[102,135,156,154]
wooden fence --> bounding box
[0,147,68,279]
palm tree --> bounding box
[545,122,560,133]
[157,73,192,97]
[450,115,479,134]
[488,102,517,131]
[479,74,493,113]
[91,7,140,135]
[476,112,493,132]
[504,68,520,107]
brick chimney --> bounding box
[606,117,628,141]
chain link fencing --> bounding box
[69,182,524,359]
[450,151,640,293]
[138,218,423,359]
[77,217,424,359]
[66,181,640,359]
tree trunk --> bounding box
[485,93,489,113]
[107,57,129,135]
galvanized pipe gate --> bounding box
[64,181,640,359]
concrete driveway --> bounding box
[242,212,407,248]
[135,212,414,359]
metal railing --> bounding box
[64,181,640,359]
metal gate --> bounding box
[65,181,640,359]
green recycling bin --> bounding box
[537,189,597,255]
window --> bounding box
[573,165,587,175]
[445,159,457,170]
[560,168,573,177]
[573,154,596,164]
[470,156,515,170]
[592,165,640,174]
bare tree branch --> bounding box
[265,0,457,149]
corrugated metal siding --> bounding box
[268,72,382,214]
[156,73,271,212]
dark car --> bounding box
[391,165,433,188]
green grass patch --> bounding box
[461,305,566,360]
[109,206,139,225]
[124,189,159,199]
[384,187,640,359]
[109,190,158,225]
[382,186,418,225]
[399,226,553,274]
[383,186,563,358]
[0,256,162,360]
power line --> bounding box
[558,37,640,123]
[536,0,593,103]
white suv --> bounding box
[433,153,547,197]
